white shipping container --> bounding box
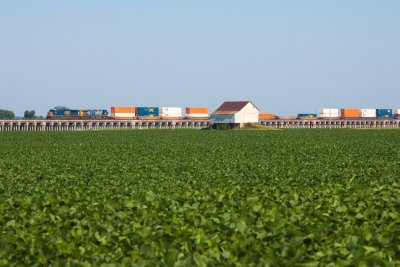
[186,113,209,118]
[361,109,376,118]
[111,113,136,117]
[319,109,340,118]
[320,108,340,114]
[319,114,340,118]
[160,107,182,117]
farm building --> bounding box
[211,101,259,128]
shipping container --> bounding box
[136,107,160,118]
[160,107,182,118]
[112,113,136,118]
[340,109,361,119]
[376,109,393,118]
[297,113,318,118]
[259,113,275,119]
[186,107,208,114]
[111,107,135,113]
[110,107,136,118]
[279,116,298,120]
[361,109,376,118]
[319,109,340,118]
[186,113,209,119]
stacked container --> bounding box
[319,109,340,118]
[361,109,376,118]
[279,116,298,120]
[297,113,318,119]
[259,113,275,120]
[136,107,160,119]
[110,107,136,118]
[160,107,182,119]
[340,109,361,119]
[376,109,393,118]
[186,107,209,119]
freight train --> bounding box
[47,107,399,120]
[259,108,400,120]
[47,107,209,120]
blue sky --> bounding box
[1,1,399,116]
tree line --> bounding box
[0,109,37,119]
[0,106,70,119]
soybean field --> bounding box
[0,129,399,266]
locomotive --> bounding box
[46,106,210,120]
[47,109,109,120]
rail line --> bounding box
[0,119,399,131]
[0,119,210,131]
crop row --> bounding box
[0,130,399,266]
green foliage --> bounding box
[0,109,15,119]
[243,122,268,129]
[211,123,232,130]
[0,129,399,266]
[23,110,36,119]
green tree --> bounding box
[24,110,36,119]
[0,109,15,119]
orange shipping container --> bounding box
[341,109,361,118]
[111,107,135,113]
[259,113,275,119]
[186,107,208,114]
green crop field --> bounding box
[0,129,399,266]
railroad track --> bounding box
[0,119,399,131]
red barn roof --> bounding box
[213,101,258,115]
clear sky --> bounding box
[1,1,399,116]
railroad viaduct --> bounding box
[0,119,399,131]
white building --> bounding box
[211,101,259,127]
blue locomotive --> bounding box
[47,109,109,119]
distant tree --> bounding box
[24,110,36,119]
[0,109,15,119]
[53,105,69,110]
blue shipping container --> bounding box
[136,107,159,117]
[297,113,318,118]
[376,109,393,118]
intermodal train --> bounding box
[47,107,209,120]
[47,107,399,120]
[260,108,400,120]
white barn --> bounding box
[211,101,259,127]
